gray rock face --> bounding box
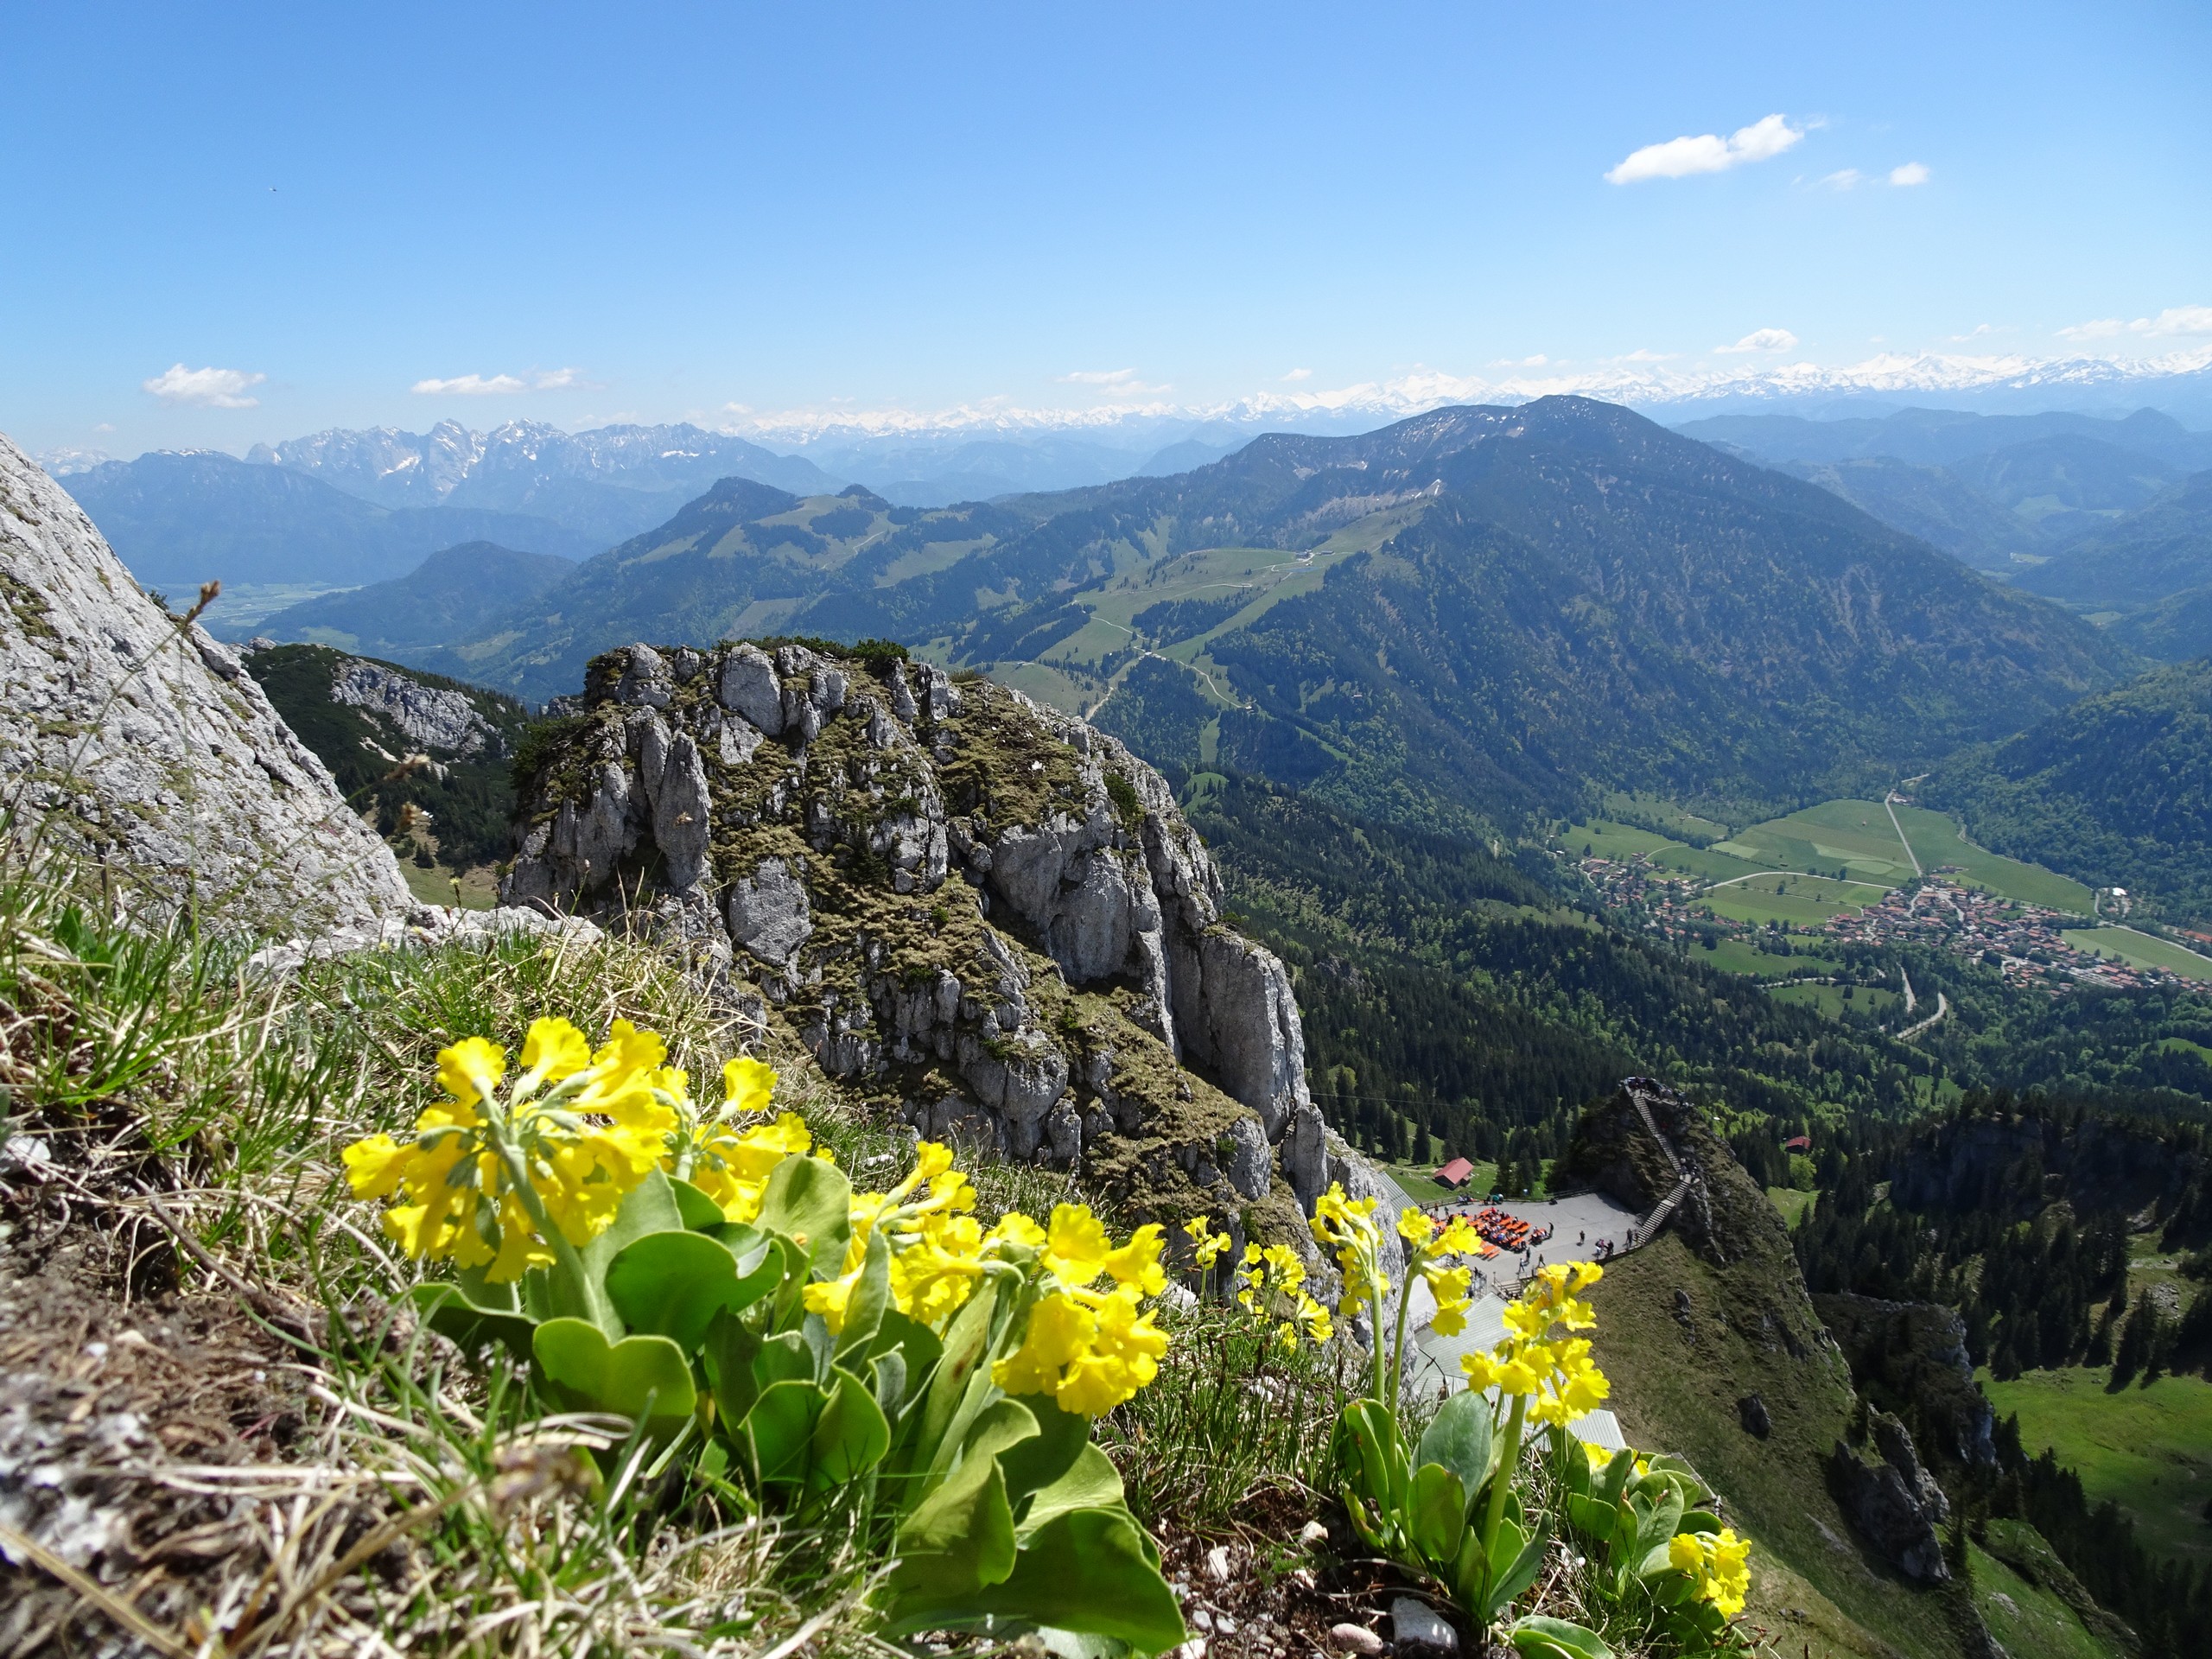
[2,434,409,926]
[1829,1408,1950,1582]
[328,658,499,758]
[503,638,1371,1227]
[726,856,813,967]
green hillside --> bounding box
[1922,658,2212,919]
[411,399,2126,849]
[254,540,575,657]
[2016,470,2212,607]
[243,642,531,887]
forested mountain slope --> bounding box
[1921,658,2212,918]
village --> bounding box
[1576,851,2172,994]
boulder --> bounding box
[3,433,409,926]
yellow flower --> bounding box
[342,1021,684,1281]
[1103,1223,1166,1294]
[993,1290,1094,1397]
[1667,1529,1751,1619]
[1043,1204,1112,1287]
[722,1054,777,1113]
[1181,1216,1230,1271]
[437,1036,505,1106]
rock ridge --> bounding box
[504,639,1338,1239]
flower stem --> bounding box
[1478,1389,1528,1599]
[486,1117,606,1332]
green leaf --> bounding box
[1336,1399,1409,1525]
[531,1318,696,1440]
[890,1449,1019,1605]
[413,1281,537,1362]
[1486,1517,1550,1619]
[1416,1390,1496,1513]
[918,1287,1000,1474]
[1410,1463,1469,1572]
[806,1366,892,1496]
[872,1349,909,1424]
[757,1329,824,1388]
[1000,1395,1092,1510]
[551,1168,688,1337]
[746,1378,828,1487]
[1508,1616,1615,1659]
[1633,1488,1685,1554]
[833,1227,893,1361]
[754,1156,851,1275]
[884,1507,1185,1655]
[703,1306,763,1426]
[1020,1443,1126,1538]
[668,1177,728,1230]
[605,1228,779,1351]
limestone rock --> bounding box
[502,637,1368,1234]
[2,434,410,926]
[1828,1408,1950,1582]
[328,658,500,758]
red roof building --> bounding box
[1437,1157,1476,1187]
[1783,1135,1812,1153]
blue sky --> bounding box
[5,0,2209,455]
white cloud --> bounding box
[1888,162,1930,187]
[142,363,265,408]
[410,367,586,396]
[1948,323,2003,342]
[2059,305,2212,342]
[1714,327,1799,355]
[1280,367,1313,382]
[413,373,527,396]
[1605,113,1802,184]
[1613,349,1679,363]
[1488,354,1550,368]
[93,423,115,433]
[1052,366,1170,393]
[1821,168,1863,190]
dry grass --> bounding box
[0,838,919,1658]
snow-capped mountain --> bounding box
[721,346,2212,453]
[254,419,838,507]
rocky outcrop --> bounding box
[505,639,1338,1236]
[1827,1407,1952,1583]
[2,435,409,926]
[328,658,502,759]
[1813,1294,1998,1471]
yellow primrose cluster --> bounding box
[1180,1215,1230,1272]
[666,1055,817,1225]
[1395,1209,1479,1336]
[1459,1261,1611,1427]
[991,1205,1170,1416]
[804,1141,1014,1334]
[343,1018,674,1279]
[1667,1527,1751,1619]
[1308,1184,1390,1319]
[1236,1242,1333,1350]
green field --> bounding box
[1892,804,2094,913]
[2062,925,2212,982]
[1701,873,1889,928]
[1767,982,1902,1019]
[1566,796,2096,922]
[1766,1186,1815,1228]
[1699,936,1841,978]
[1715,798,1922,885]
[1980,1365,2212,1567]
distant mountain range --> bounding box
[1690,407,2212,625]
[61,449,606,589]
[295,397,2126,849]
